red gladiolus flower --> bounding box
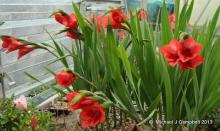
[2,36,13,48]
[2,36,24,53]
[93,15,108,32]
[108,17,123,29]
[178,55,204,70]
[169,14,192,31]
[102,9,127,29]
[160,37,204,70]
[31,116,37,131]
[169,14,175,23]
[178,37,203,62]
[18,46,34,59]
[80,103,106,128]
[160,39,180,67]
[1,36,35,59]
[111,9,126,23]
[66,31,80,40]
[54,12,78,29]
[93,10,126,30]
[138,10,148,21]
[169,13,175,31]
[55,71,76,87]
[66,92,95,110]
[118,31,126,39]
[105,15,125,29]
[66,92,106,128]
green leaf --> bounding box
[71,93,85,106]
[43,66,56,76]
[24,72,42,83]
[160,55,173,122]
[45,31,69,68]
[51,85,67,96]
[137,109,157,126]
[47,54,71,66]
[161,1,173,44]
[72,2,86,30]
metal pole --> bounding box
[0,52,6,98]
[123,0,128,12]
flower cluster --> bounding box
[54,70,106,128]
[93,9,127,32]
[54,12,80,39]
[160,37,204,70]
[1,36,34,59]
[66,92,106,128]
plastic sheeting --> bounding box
[126,0,174,10]
[126,0,174,22]
[127,0,142,10]
[147,0,174,22]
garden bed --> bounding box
[47,99,139,131]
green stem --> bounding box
[74,72,97,88]
[66,86,73,93]
[137,109,157,126]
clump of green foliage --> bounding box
[0,98,54,131]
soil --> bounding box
[45,99,219,131]
[47,99,138,131]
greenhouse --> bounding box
[0,0,220,130]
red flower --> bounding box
[169,14,175,23]
[160,39,180,67]
[100,16,123,29]
[160,37,204,70]
[54,12,78,29]
[55,70,76,87]
[80,103,106,128]
[93,10,126,30]
[178,55,204,70]
[178,37,203,62]
[111,9,126,23]
[66,31,80,40]
[18,46,34,59]
[118,31,126,39]
[2,36,24,53]
[1,36,35,59]
[138,10,148,21]
[93,15,108,32]
[66,92,106,128]
[101,9,127,29]
[66,92,95,110]
[169,14,175,31]
[169,14,192,31]
[31,116,37,131]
